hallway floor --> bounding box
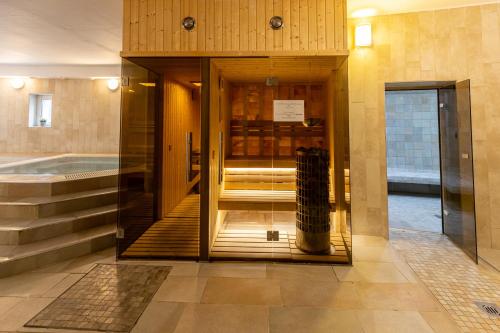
[2,230,498,333]
[389,194,442,233]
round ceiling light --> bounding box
[107,78,120,91]
[10,77,25,89]
[269,16,284,30]
[182,17,196,31]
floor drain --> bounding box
[474,301,500,317]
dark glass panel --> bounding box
[117,59,159,256]
[439,80,477,262]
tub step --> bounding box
[0,223,116,278]
[0,187,117,219]
[0,174,118,197]
[0,205,117,245]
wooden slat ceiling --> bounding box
[212,56,346,83]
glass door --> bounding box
[118,58,204,259]
[438,80,477,262]
[117,59,160,257]
[209,57,351,264]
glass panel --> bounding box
[118,58,202,259]
[117,59,159,257]
[439,81,477,262]
[209,57,352,264]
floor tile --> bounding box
[154,277,207,303]
[0,296,24,315]
[352,245,400,263]
[352,235,389,247]
[168,262,200,277]
[0,272,68,297]
[419,311,461,333]
[270,307,364,333]
[279,279,361,308]
[333,262,409,283]
[356,310,434,333]
[391,228,500,332]
[173,303,268,333]
[0,297,54,332]
[388,194,442,233]
[25,264,170,332]
[42,273,84,298]
[354,282,441,311]
[201,277,282,305]
[198,262,266,278]
[131,302,185,333]
[266,263,337,281]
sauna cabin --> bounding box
[116,0,351,264]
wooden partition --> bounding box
[227,83,327,159]
[162,79,200,215]
[122,0,348,56]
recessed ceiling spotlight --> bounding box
[10,77,25,89]
[107,78,120,91]
[351,8,377,18]
[182,17,196,31]
[269,16,284,30]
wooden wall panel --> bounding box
[227,83,327,159]
[0,78,120,154]
[162,79,200,215]
[122,0,348,55]
[208,62,223,245]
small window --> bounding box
[29,94,52,127]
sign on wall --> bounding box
[273,100,304,122]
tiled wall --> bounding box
[348,3,500,250]
[0,78,120,154]
[385,90,440,173]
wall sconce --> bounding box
[107,78,120,91]
[10,77,25,89]
[355,23,372,47]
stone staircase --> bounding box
[0,175,117,277]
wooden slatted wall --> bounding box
[228,83,327,159]
[123,0,347,55]
[162,79,201,215]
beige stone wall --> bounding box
[0,78,121,154]
[348,3,500,252]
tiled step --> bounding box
[0,205,117,245]
[0,223,116,278]
[0,187,117,219]
[0,174,117,197]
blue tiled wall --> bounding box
[385,90,440,173]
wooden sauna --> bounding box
[207,57,350,262]
[117,0,352,263]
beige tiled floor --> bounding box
[391,229,500,333]
[0,231,498,333]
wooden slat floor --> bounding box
[210,211,350,263]
[122,195,200,258]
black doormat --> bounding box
[25,264,171,332]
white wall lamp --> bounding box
[10,77,25,89]
[355,23,372,47]
[107,78,120,91]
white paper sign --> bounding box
[273,100,304,122]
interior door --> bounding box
[117,59,160,257]
[438,80,477,262]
